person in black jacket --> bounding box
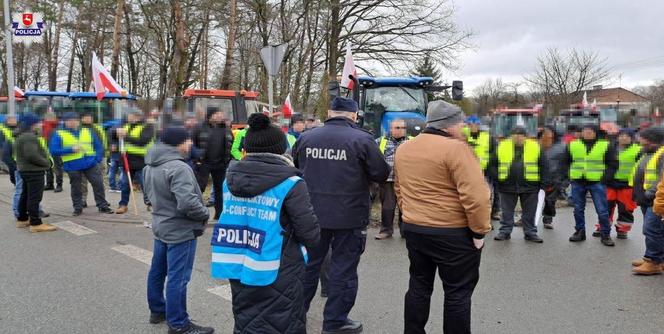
[490,126,548,243]
[217,113,319,333]
[192,106,233,219]
[294,96,390,334]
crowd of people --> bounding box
[2,96,664,334]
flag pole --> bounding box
[119,138,139,215]
[3,0,16,116]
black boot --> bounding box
[54,184,63,193]
[569,229,586,242]
[149,312,165,324]
[494,233,511,241]
[601,235,615,247]
[44,184,54,191]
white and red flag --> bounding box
[91,52,126,101]
[282,93,293,118]
[340,44,357,90]
[13,86,24,98]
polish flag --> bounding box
[282,93,293,118]
[340,44,357,90]
[92,52,126,101]
[13,86,24,98]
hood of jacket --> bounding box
[145,143,186,166]
[226,153,301,198]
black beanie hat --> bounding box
[244,113,287,155]
[162,126,190,146]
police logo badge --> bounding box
[12,11,45,45]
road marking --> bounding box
[51,220,97,236]
[111,244,153,265]
[207,285,233,301]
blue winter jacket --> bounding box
[48,127,104,172]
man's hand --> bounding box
[116,128,127,138]
[473,238,484,250]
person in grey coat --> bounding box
[143,126,214,334]
[540,126,567,229]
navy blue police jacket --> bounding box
[293,117,390,230]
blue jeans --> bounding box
[571,182,611,235]
[120,169,148,206]
[13,170,22,218]
[147,238,197,329]
[108,157,121,190]
[643,208,664,264]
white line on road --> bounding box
[207,285,233,301]
[51,220,97,236]
[111,244,153,265]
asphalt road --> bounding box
[0,175,663,334]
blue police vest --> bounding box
[210,176,307,286]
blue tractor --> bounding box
[332,76,463,138]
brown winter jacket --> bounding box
[394,128,492,239]
[652,176,664,216]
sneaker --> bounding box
[600,235,615,247]
[149,312,166,324]
[72,209,83,217]
[569,230,586,242]
[109,188,121,193]
[525,234,543,243]
[116,206,128,214]
[99,207,114,214]
[29,223,57,233]
[617,230,628,239]
[591,229,601,237]
[494,233,511,241]
[168,322,214,334]
[54,185,63,193]
[374,233,392,240]
[322,319,363,334]
[543,222,553,230]
[16,220,29,228]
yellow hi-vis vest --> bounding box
[465,131,490,171]
[38,136,53,164]
[569,139,609,182]
[0,125,14,144]
[497,139,541,182]
[123,124,153,156]
[378,136,414,154]
[614,144,641,182]
[643,146,664,190]
[57,128,95,163]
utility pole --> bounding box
[3,0,16,116]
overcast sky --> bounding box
[445,0,664,96]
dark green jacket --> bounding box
[14,131,50,172]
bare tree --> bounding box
[526,47,611,113]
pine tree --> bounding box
[411,55,442,84]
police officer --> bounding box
[294,96,389,334]
[490,126,547,243]
[48,112,114,216]
[114,109,155,214]
[564,124,618,246]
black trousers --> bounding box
[404,230,481,334]
[17,171,45,225]
[380,182,403,235]
[195,164,226,219]
[499,191,539,236]
[68,165,110,210]
[543,186,559,223]
[303,228,367,331]
[46,156,63,187]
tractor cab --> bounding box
[68,92,137,125]
[23,91,72,117]
[182,89,260,130]
[491,108,540,139]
